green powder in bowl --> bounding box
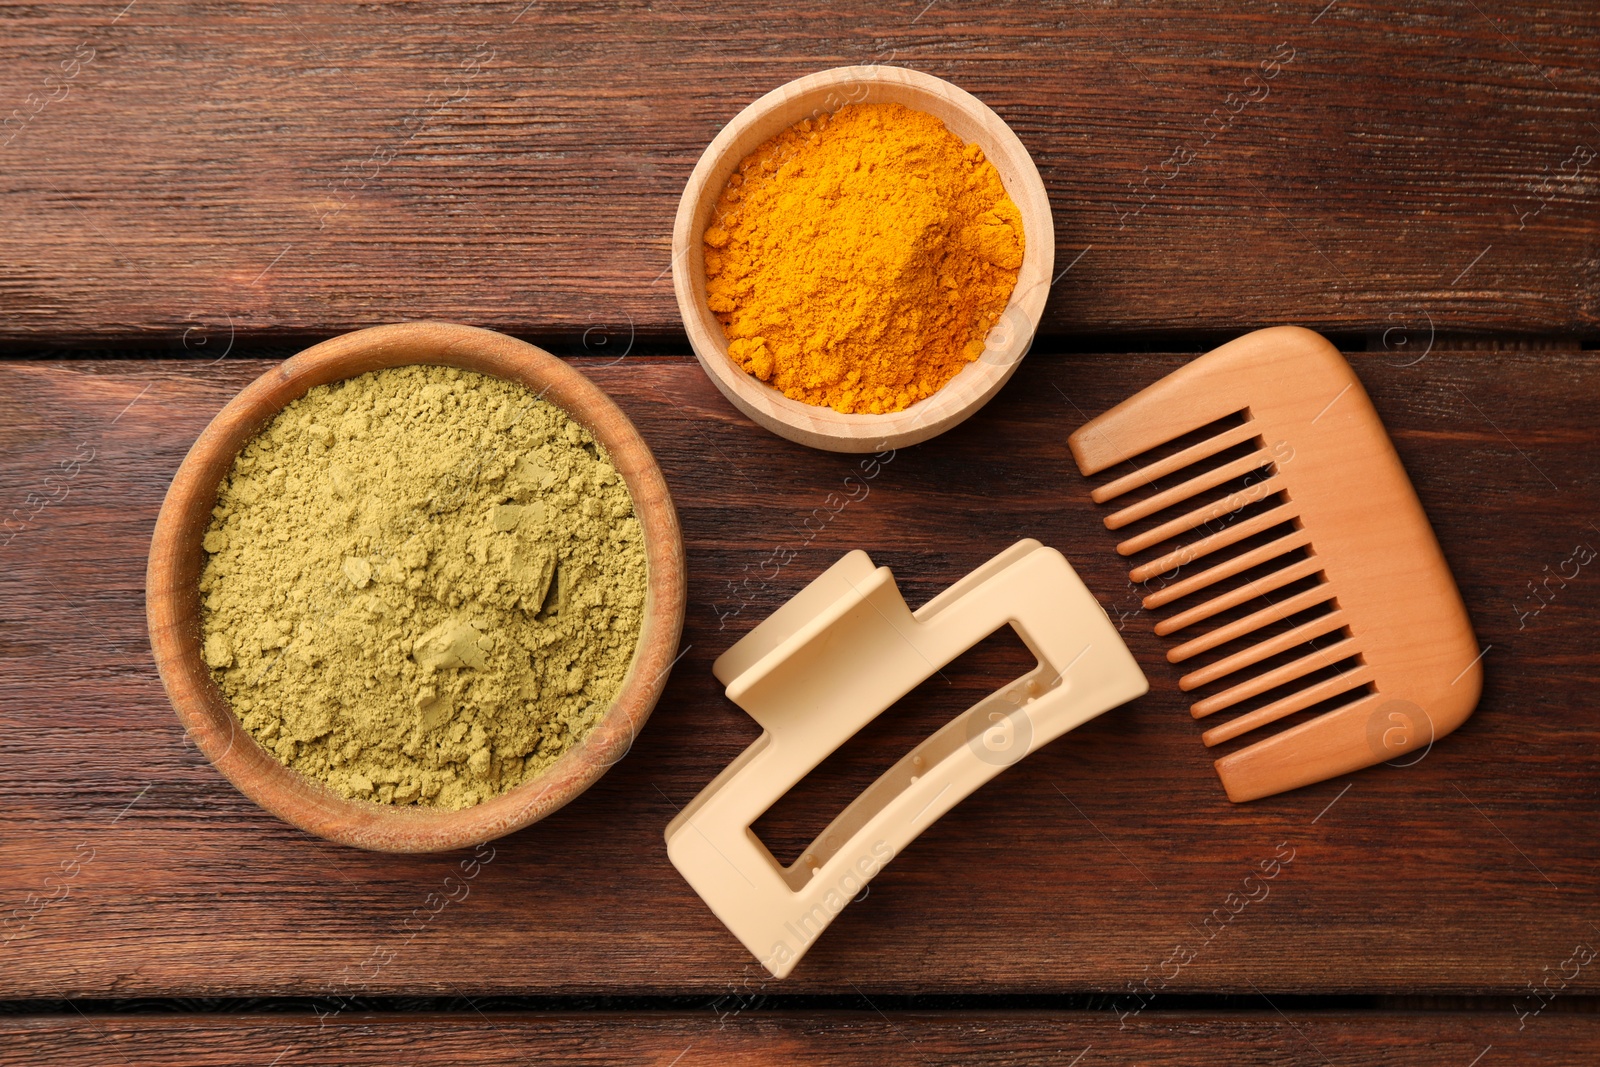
[197,364,648,810]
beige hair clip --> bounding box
[666,539,1148,977]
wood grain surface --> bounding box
[2,1,1598,343]
[5,1010,1599,1065]
[2,348,1595,999]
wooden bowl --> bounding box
[672,65,1055,453]
[147,322,687,852]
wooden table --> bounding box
[3,2,1597,1062]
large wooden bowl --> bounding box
[673,65,1055,453]
[147,322,687,852]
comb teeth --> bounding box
[1087,423,1356,750]
[1114,471,1286,557]
[1091,422,1263,504]
[1105,449,1273,530]
[1068,326,1483,803]
[1199,664,1375,746]
[1178,609,1349,691]
[1129,502,1300,583]
[1155,557,1327,638]
[1144,528,1313,609]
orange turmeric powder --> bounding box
[703,102,1024,415]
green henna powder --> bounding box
[197,364,648,810]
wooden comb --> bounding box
[1068,327,1482,802]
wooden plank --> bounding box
[2,1010,1598,1065]
[1,2,1598,342]
[0,349,1597,998]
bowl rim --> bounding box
[146,321,686,853]
[672,64,1055,453]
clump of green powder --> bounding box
[197,364,649,810]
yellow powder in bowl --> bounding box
[197,365,648,810]
[703,101,1025,415]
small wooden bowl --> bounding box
[672,65,1055,453]
[147,322,687,853]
